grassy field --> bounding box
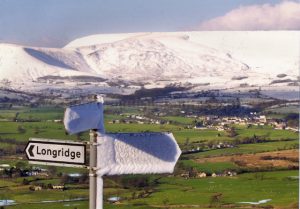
[18,108,64,121]
[0,121,297,145]
[189,140,298,158]
[143,170,298,208]
[0,121,78,141]
[3,170,299,209]
[0,107,64,121]
[234,125,298,140]
[0,106,297,143]
[7,201,89,209]
[0,105,298,209]
[161,116,196,125]
[181,160,239,174]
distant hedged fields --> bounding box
[0,103,298,208]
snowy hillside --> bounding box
[0,31,298,96]
[0,44,101,83]
[73,37,250,83]
[67,31,299,76]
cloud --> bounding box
[198,1,300,30]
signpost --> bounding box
[25,138,86,167]
[95,132,181,209]
[63,96,105,134]
[97,132,181,175]
[25,96,182,209]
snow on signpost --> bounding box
[63,96,105,135]
[61,96,181,209]
[97,132,181,175]
[96,132,181,209]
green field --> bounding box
[0,121,297,145]
[0,121,78,141]
[161,116,196,125]
[4,170,298,209]
[181,160,239,174]
[0,107,64,121]
[143,170,299,208]
[8,201,89,209]
[0,105,298,209]
[189,140,298,158]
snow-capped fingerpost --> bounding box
[95,132,181,209]
[97,133,181,175]
[64,96,104,209]
[63,96,181,209]
[64,95,104,209]
[63,95,105,135]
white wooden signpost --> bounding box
[25,96,182,209]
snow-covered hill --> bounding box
[0,44,101,83]
[0,31,298,96]
[67,31,299,76]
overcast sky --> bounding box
[0,0,298,47]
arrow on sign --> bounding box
[28,145,35,157]
[25,139,86,166]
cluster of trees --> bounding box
[0,138,25,156]
[119,86,187,102]
[210,193,223,207]
[60,173,89,184]
[285,113,299,128]
[108,175,159,190]
[102,175,159,202]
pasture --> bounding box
[3,170,298,209]
[0,105,298,209]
